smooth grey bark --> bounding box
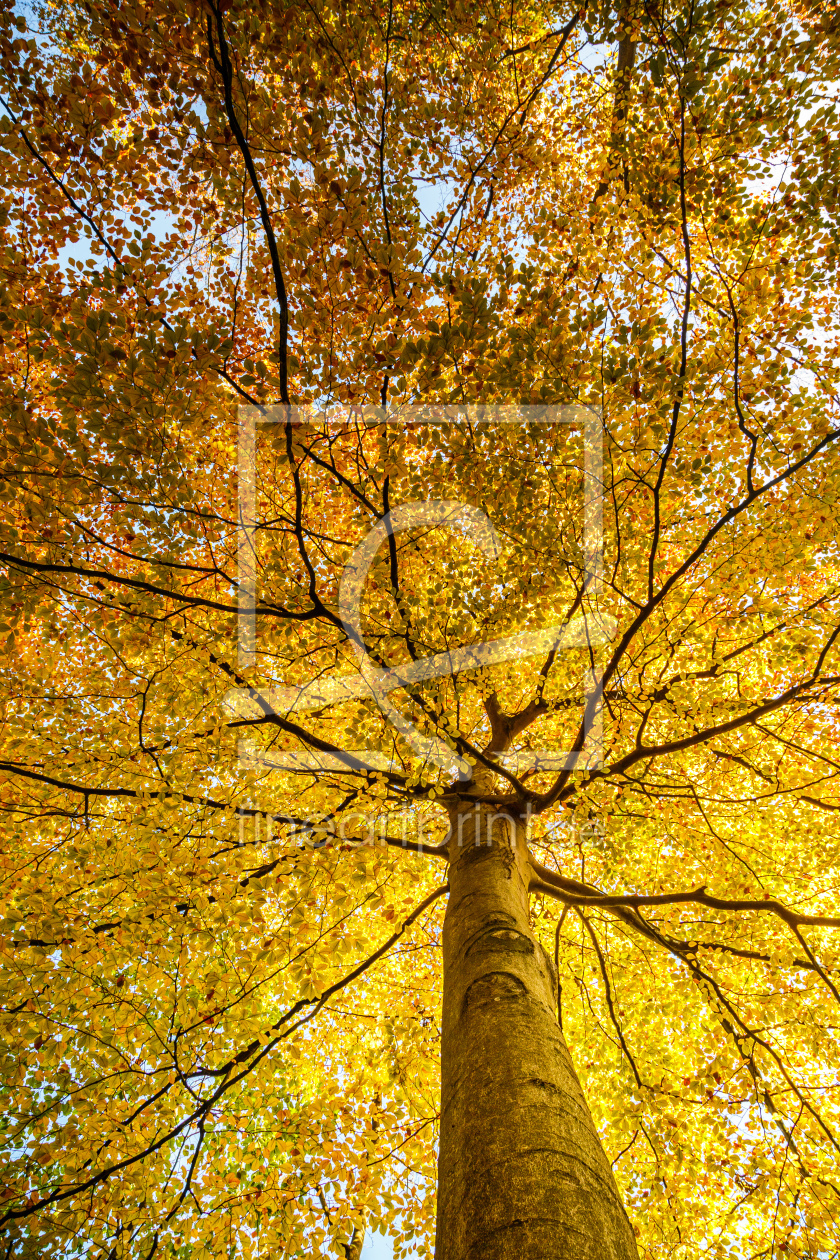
[434,802,638,1260]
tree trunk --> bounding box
[435,802,638,1260]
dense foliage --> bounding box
[1,0,839,1256]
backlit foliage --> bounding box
[1,0,839,1256]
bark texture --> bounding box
[435,803,638,1260]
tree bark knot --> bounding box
[467,927,533,959]
[463,971,528,1010]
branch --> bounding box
[576,909,643,1087]
[0,552,318,620]
[207,5,290,402]
[0,884,449,1228]
[544,662,840,810]
[0,758,317,813]
[590,4,638,207]
[530,862,840,929]
[529,861,663,946]
[483,692,549,756]
[647,83,692,602]
[188,882,450,1080]
[0,97,260,406]
[422,9,581,269]
[538,423,840,810]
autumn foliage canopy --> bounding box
[1,0,840,1257]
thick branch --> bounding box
[483,691,549,756]
[590,7,638,207]
[207,5,290,403]
[530,861,840,929]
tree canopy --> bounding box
[1,0,840,1257]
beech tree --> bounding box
[1,0,840,1257]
